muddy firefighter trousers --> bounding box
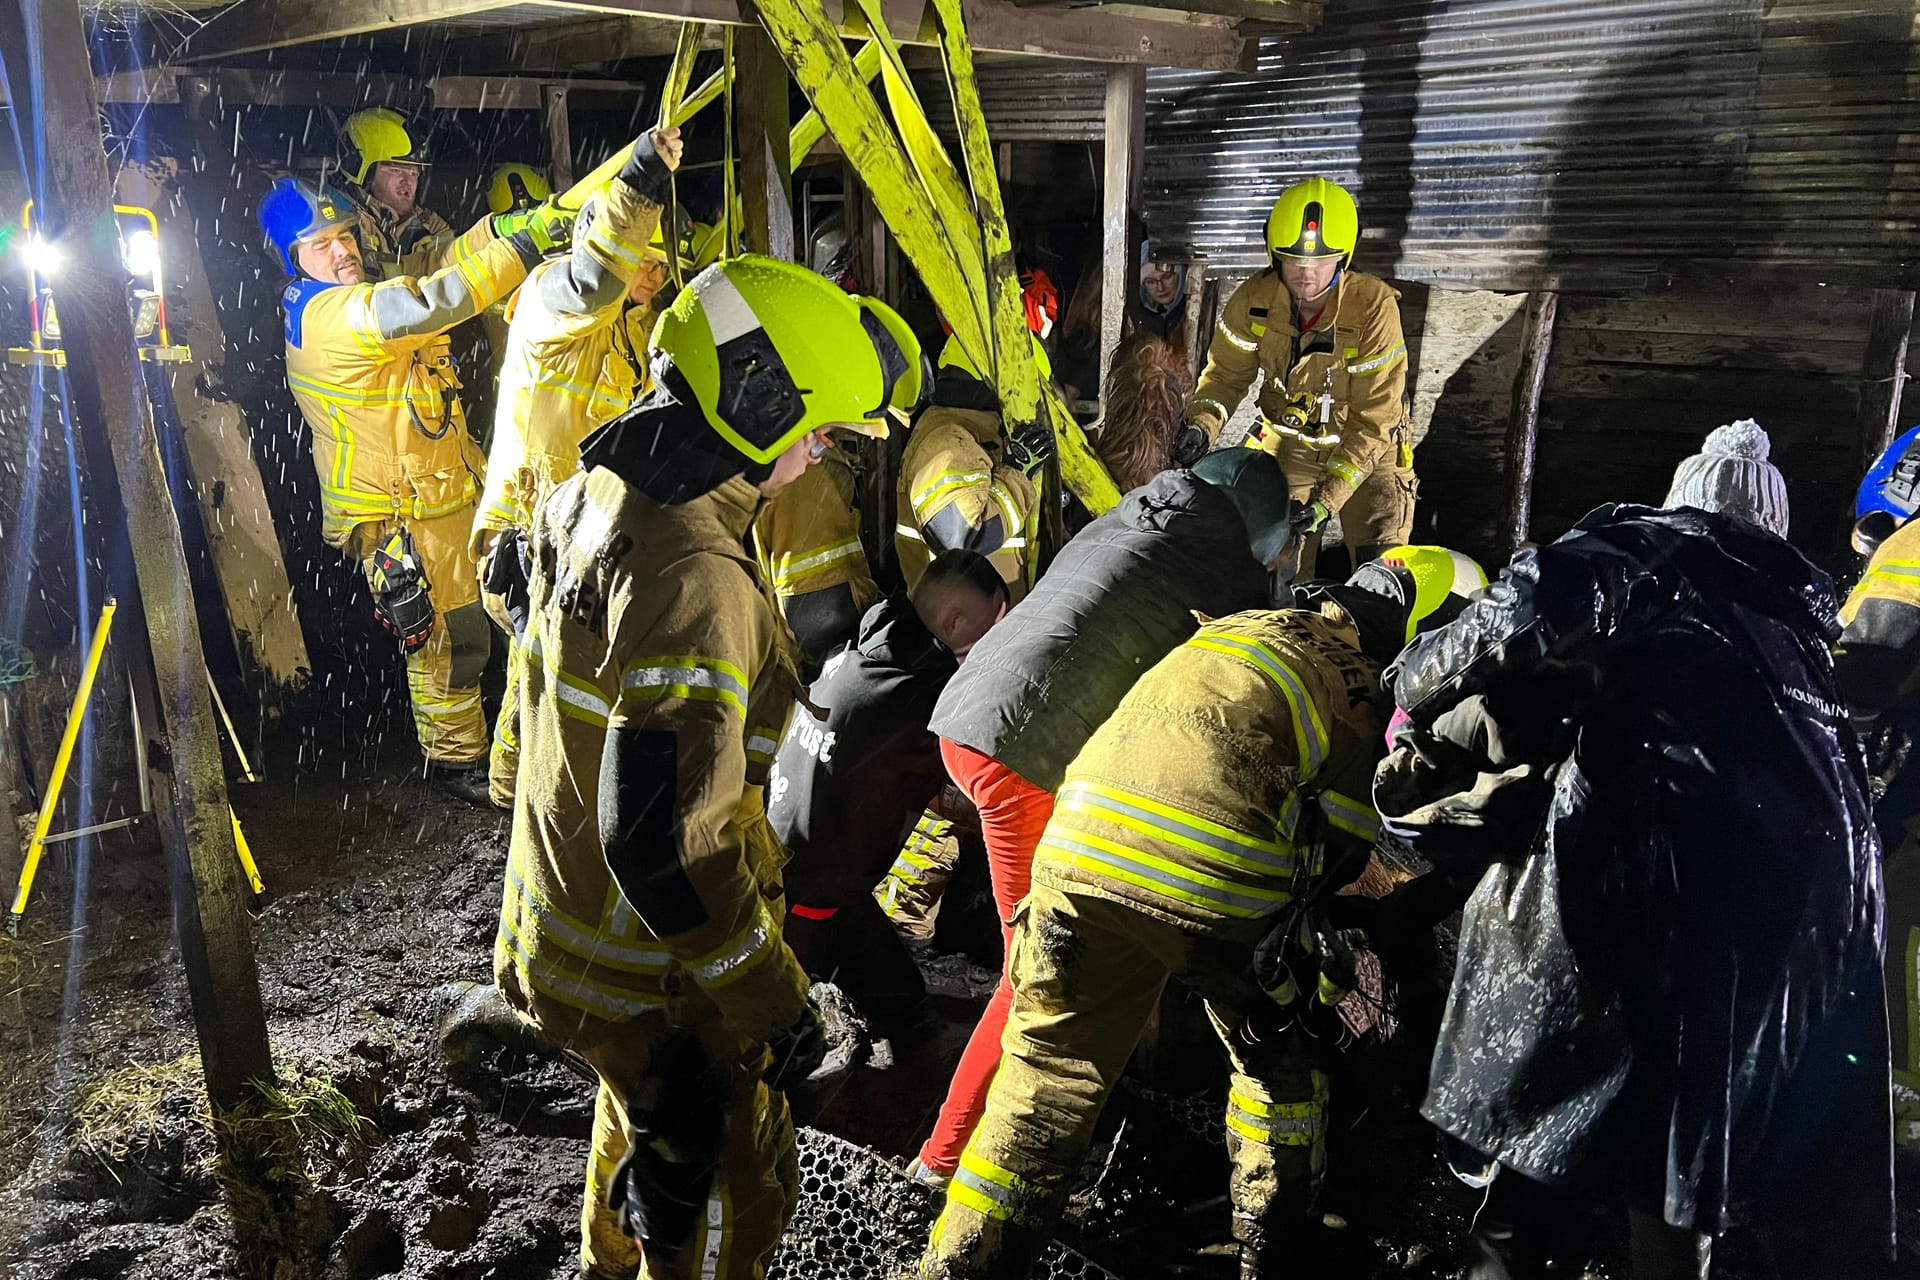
[921,881,1327,1279]
[354,510,489,764]
[916,741,1056,1175]
[880,810,963,940]
[570,1005,799,1280]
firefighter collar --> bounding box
[281,277,342,348]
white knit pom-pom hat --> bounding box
[1663,418,1790,538]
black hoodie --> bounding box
[768,593,958,907]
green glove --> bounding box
[494,196,576,257]
[1295,500,1332,537]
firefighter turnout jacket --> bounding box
[752,445,878,666]
[896,379,1039,600]
[1035,607,1383,930]
[473,172,669,554]
[494,466,809,1045]
[282,214,535,762]
[357,201,454,280]
[1191,269,1415,546]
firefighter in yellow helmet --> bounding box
[472,129,684,809]
[919,530,1484,1280]
[1186,177,1416,578]
[260,171,576,801]
[338,108,454,279]
[893,332,1046,604]
[492,253,923,1279]
[746,234,890,670]
[472,162,558,436]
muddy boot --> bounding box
[427,759,493,807]
[431,980,582,1087]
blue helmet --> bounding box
[258,176,358,275]
[1856,423,1920,523]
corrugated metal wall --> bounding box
[1143,0,1920,290]
[913,57,1105,143]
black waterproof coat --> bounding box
[928,469,1270,791]
[769,594,955,907]
[1375,504,1893,1240]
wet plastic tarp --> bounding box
[1375,504,1894,1241]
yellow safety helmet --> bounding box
[651,254,924,465]
[486,163,551,215]
[935,332,1053,383]
[1366,545,1488,643]
[341,108,429,186]
[1265,177,1359,268]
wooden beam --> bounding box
[177,0,521,61]
[1856,288,1916,477]
[113,154,312,699]
[1502,289,1559,554]
[3,0,274,1111]
[544,84,576,186]
[1098,62,1144,401]
[0,68,640,110]
[1011,0,1320,28]
[736,27,795,259]
[178,0,1250,70]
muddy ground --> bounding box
[0,726,1911,1280]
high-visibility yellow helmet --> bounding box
[341,108,429,186]
[486,163,551,215]
[651,254,924,465]
[1367,545,1488,642]
[935,333,1053,383]
[1266,177,1359,268]
[688,221,727,269]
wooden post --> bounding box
[544,83,575,188]
[3,0,273,1110]
[1856,288,1916,476]
[1099,63,1145,402]
[1502,288,1559,555]
[736,27,795,259]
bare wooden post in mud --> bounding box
[1503,287,1558,555]
[1,0,274,1109]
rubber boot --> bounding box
[430,980,588,1086]
[428,758,494,807]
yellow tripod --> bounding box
[6,598,264,937]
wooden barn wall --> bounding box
[1385,281,1888,573]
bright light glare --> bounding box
[25,235,61,278]
[122,229,160,277]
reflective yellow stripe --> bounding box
[687,900,777,989]
[766,539,865,593]
[912,469,991,518]
[1056,780,1293,876]
[526,634,615,726]
[1346,343,1407,375]
[496,912,667,1019]
[989,479,1025,537]
[619,655,749,719]
[1184,634,1329,774]
[1191,398,1229,424]
[1039,830,1288,918]
[947,1151,1028,1222]
[1318,789,1380,843]
[1325,457,1365,487]
[503,861,670,975]
[1216,320,1259,353]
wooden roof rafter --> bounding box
[168,0,1278,71]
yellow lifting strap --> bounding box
[557,42,881,215]
[748,0,1119,515]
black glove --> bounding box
[617,129,676,206]
[608,1034,726,1254]
[1171,423,1210,467]
[481,527,533,638]
[1005,420,1055,478]
[763,1001,829,1092]
[368,529,435,654]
